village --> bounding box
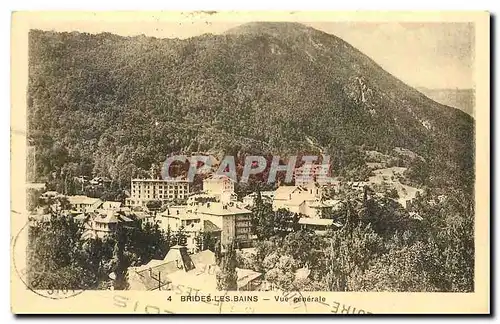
[27,158,425,292]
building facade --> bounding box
[67,195,102,213]
[79,209,135,239]
[272,182,322,214]
[156,200,253,251]
[294,163,332,186]
[126,178,191,207]
[271,182,343,233]
[202,175,237,203]
[197,202,253,248]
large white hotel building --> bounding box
[125,178,191,207]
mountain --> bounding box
[27,22,474,190]
[417,87,475,117]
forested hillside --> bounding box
[27,23,474,192]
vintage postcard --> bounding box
[11,11,490,314]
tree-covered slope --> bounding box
[27,22,474,190]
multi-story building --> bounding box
[67,195,102,213]
[79,209,135,240]
[273,182,322,214]
[294,163,332,186]
[156,200,253,251]
[202,175,237,203]
[195,201,253,248]
[234,212,253,246]
[156,205,190,232]
[272,182,342,233]
[125,178,191,207]
[155,205,207,253]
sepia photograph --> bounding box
[10,11,490,314]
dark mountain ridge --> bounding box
[27,22,474,190]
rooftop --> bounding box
[236,268,263,288]
[94,210,135,224]
[204,174,236,182]
[67,195,101,206]
[133,260,180,290]
[160,206,201,220]
[194,202,252,216]
[135,212,154,220]
[274,186,302,200]
[187,193,219,200]
[94,210,119,224]
[190,249,216,267]
[129,248,262,292]
[244,191,275,199]
[203,220,221,232]
[132,178,189,183]
[164,266,217,291]
[102,201,122,209]
[298,217,335,226]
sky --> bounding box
[30,16,475,89]
[307,22,474,90]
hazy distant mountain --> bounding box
[27,22,474,189]
[417,87,475,117]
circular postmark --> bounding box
[12,221,98,299]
